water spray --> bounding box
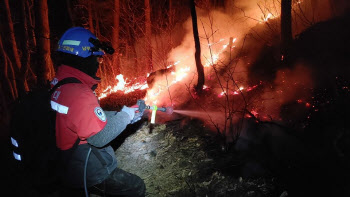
[135,99,173,124]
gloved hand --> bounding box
[130,110,143,124]
[121,106,137,122]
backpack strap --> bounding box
[49,77,82,147]
[49,77,82,95]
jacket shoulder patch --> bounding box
[94,107,106,122]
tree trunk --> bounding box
[88,0,94,33]
[66,0,75,26]
[190,0,205,93]
[2,0,21,72]
[0,34,16,101]
[126,22,139,75]
[26,0,37,48]
[211,0,225,8]
[281,0,292,63]
[1,0,27,98]
[19,0,30,91]
[145,0,153,73]
[25,0,38,86]
[168,0,174,48]
[112,0,120,75]
[168,0,173,26]
[35,0,54,87]
[94,7,100,37]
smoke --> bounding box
[146,4,260,108]
[144,0,347,128]
[258,63,314,120]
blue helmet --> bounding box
[57,27,105,58]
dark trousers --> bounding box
[91,167,146,197]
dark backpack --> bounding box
[9,77,81,190]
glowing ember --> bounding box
[204,38,237,67]
[246,85,258,91]
[259,0,304,24]
[218,91,226,97]
[251,110,259,116]
[263,13,273,21]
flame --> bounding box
[259,0,305,23]
[96,0,317,126]
[246,85,258,91]
[251,110,259,116]
[97,34,261,106]
[173,67,190,82]
[98,74,148,99]
[263,13,273,22]
[204,38,237,67]
[218,91,226,97]
[97,34,263,106]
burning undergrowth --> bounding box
[99,2,349,133]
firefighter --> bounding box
[51,27,145,196]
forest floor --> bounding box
[103,118,285,197]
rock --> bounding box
[247,191,255,196]
[150,150,157,157]
[280,191,288,197]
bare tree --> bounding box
[281,0,292,63]
[0,34,16,101]
[1,0,25,97]
[211,0,225,8]
[88,0,94,33]
[19,0,32,90]
[26,0,37,48]
[112,0,121,75]
[35,0,54,86]
[145,0,153,73]
[190,0,205,93]
[66,0,75,26]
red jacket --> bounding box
[50,65,107,150]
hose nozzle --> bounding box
[148,106,173,115]
[135,99,174,124]
[155,106,174,115]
